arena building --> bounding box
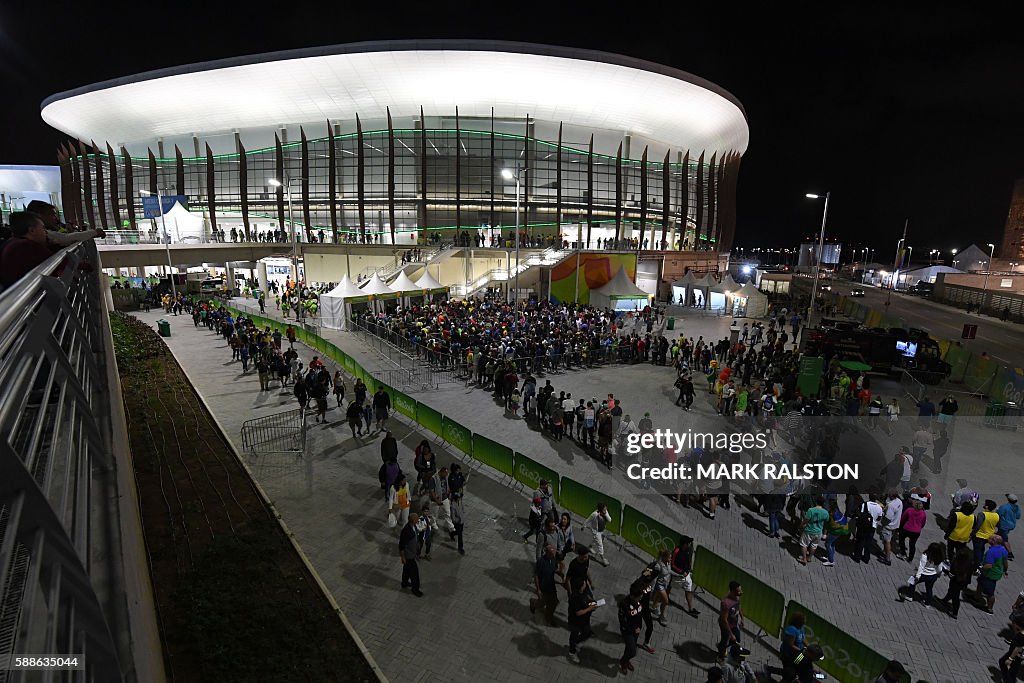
[42,40,747,248]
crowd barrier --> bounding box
[211,300,913,682]
[786,600,905,683]
[692,545,785,639]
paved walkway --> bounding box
[210,301,1023,681]
[137,309,786,683]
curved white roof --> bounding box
[41,40,749,155]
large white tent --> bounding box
[158,201,205,242]
[389,270,421,306]
[671,271,699,306]
[320,275,363,330]
[359,272,397,296]
[415,270,444,291]
[729,282,769,318]
[693,273,717,309]
[589,266,652,311]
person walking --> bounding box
[716,581,746,665]
[999,615,1024,683]
[380,431,398,464]
[332,371,346,407]
[824,498,850,567]
[998,494,1021,561]
[585,502,613,567]
[530,544,560,626]
[898,495,927,562]
[976,535,1009,614]
[310,376,328,423]
[373,386,391,431]
[670,535,699,616]
[567,576,598,664]
[346,399,364,437]
[399,512,423,597]
[974,499,1002,571]
[618,583,645,675]
[450,490,466,555]
[945,501,978,563]
[388,473,412,530]
[880,489,904,565]
[523,496,544,543]
[534,479,557,524]
[898,542,945,606]
[799,497,829,566]
[854,494,884,563]
[937,546,973,619]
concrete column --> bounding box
[224,263,235,291]
[257,261,268,293]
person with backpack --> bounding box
[824,498,850,567]
[976,535,1010,614]
[854,494,884,564]
[345,399,364,437]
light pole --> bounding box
[140,188,176,300]
[983,242,996,293]
[268,176,304,320]
[502,164,528,306]
[804,192,830,342]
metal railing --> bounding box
[241,409,307,456]
[0,241,124,681]
[451,246,572,297]
[352,244,448,283]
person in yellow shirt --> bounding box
[945,501,978,562]
[974,499,1002,570]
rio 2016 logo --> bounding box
[802,624,871,681]
[517,462,541,487]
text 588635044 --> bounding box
[11,655,84,670]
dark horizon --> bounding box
[2,4,1021,254]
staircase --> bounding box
[451,246,575,297]
[353,243,451,282]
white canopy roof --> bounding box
[712,274,741,293]
[672,271,699,287]
[414,270,444,290]
[592,266,650,299]
[161,201,205,241]
[693,273,717,288]
[359,272,397,295]
[322,274,363,299]
[41,40,748,157]
[389,271,421,292]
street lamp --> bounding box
[140,188,176,300]
[502,164,528,305]
[804,192,830,342]
[983,242,996,292]
[268,176,304,319]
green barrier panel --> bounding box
[692,545,784,639]
[513,452,560,501]
[416,402,443,437]
[441,416,473,455]
[343,354,356,374]
[392,389,417,420]
[621,505,682,559]
[785,600,905,683]
[471,433,514,477]
[558,477,621,534]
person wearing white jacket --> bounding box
[897,542,946,605]
[586,502,613,566]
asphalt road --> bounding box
[831,278,1024,368]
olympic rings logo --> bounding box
[635,521,674,553]
[444,424,470,449]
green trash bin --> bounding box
[157,319,171,338]
[984,401,1006,428]
[667,317,676,330]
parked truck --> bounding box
[805,324,951,384]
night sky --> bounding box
[2,4,1022,255]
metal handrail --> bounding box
[0,240,124,680]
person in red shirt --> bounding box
[0,212,56,288]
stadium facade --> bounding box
[42,40,748,252]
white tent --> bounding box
[414,270,444,291]
[713,274,741,293]
[589,266,652,311]
[729,282,769,318]
[320,275,363,330]
[671,271,699,306]
[359,272,397,296]
[159,201,205,242]
[389,271,420,292]
[693,273,717,309]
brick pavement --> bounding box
[214,299,1022,682]
[137,309,790,682]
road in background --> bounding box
[832,278,1024,368]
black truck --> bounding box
[804,324,951,384]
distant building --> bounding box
[796,242,842,272]
[951,244,992,272]
[998,179,1024,260]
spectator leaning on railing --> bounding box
[0,211,98,290]
[26,200,105,247]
